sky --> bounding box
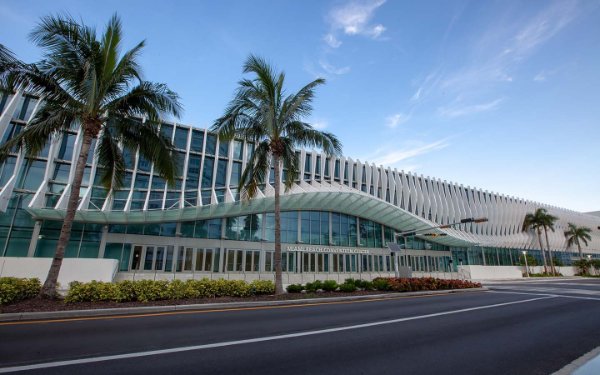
[1,0,599,212]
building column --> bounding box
[27,221,42,257]
[97,225,108,258]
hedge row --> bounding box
[376,277,481,292]
[0,277,42,305]
[286,277,481,293]
[66,279,275,303]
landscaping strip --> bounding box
[0,287,486,322]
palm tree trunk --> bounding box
[537,229,547,274]
[273,154,284,295]
[544,228,556,276]
[577,239,582,259]
[39,128,93,298]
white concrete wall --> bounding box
[529,266,578,277]
[0,257,119,289]
[458,265,524,280]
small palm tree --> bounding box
[565,223,592,259]
[522,208,550,274]
[212,55,342,294]
[0,14,182,298]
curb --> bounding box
[0,287,487,322]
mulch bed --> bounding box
[1,290,394,314]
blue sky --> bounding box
[1,0,599,212]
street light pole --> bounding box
[522,251,529,277]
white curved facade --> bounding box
[1,90,599,274]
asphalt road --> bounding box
[1,279,600,375]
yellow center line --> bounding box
[0,291,484,326]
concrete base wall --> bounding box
[457,265,579,279]
[0,257,119,289]
[529,266,577,277]
[115,271,408,284]
[458,265,523,280]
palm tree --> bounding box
[564,223,592,259]
[540,210,558,275]
[523,208,550,273]
[212,55,342,294]
[0,14,182,298]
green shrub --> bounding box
[0,277,41,305]
[250,280,275,295]
[322,280,338,292]
[372,278,391,291]
[286,284,304,293]
[305,280,324,292]
[339,282,357,292]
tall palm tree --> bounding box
[0,14,182,298]
[212,55,342,294]
[564,223,592,259]
[540,210,558,275]
[522,208,550,273]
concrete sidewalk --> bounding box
[0,287,486,322]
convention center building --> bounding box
[1,91,599,281]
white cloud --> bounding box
[433,1,579,104]
[385,113,409,128]
[370,140,449,166]
[323,33,342,48]
[367,24,386,38]
[533,72,547,82]
[438,98,503,118]
[319,60,351,75]
[311,120,328,130]
[322,0,387,48]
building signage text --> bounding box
[285,245,370,255]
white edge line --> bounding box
[0,296,554,374]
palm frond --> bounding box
[279,137,299,190]
[105,81,182,121]
[285,121,342,155]
[238,140,270,200]
[95,125,125,190]
[113,116,178,186]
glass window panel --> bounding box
[131,246,143,270]
[204,249,213,271]
[205,134,217,155]
[245,250,252,271]
[253,251,260,272]
[218,139,229,158]
[186,155,201,190]
[184,247,193,271]
[230,162,242,187]
[154,247,165,270]
[233,140,243,160]
[227,249,235,271]
[165,246,174,272]
[134,173,149,189]
[174,127,189,149]
[195,249,204,271]
[191,130,204,152]
[143,247,155,270]
[215,159,227,188]
[202,157,214,188]
[19,160,46,190]
[0,156,17,185]
[160,123,174,140]
[57,134,76,161]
